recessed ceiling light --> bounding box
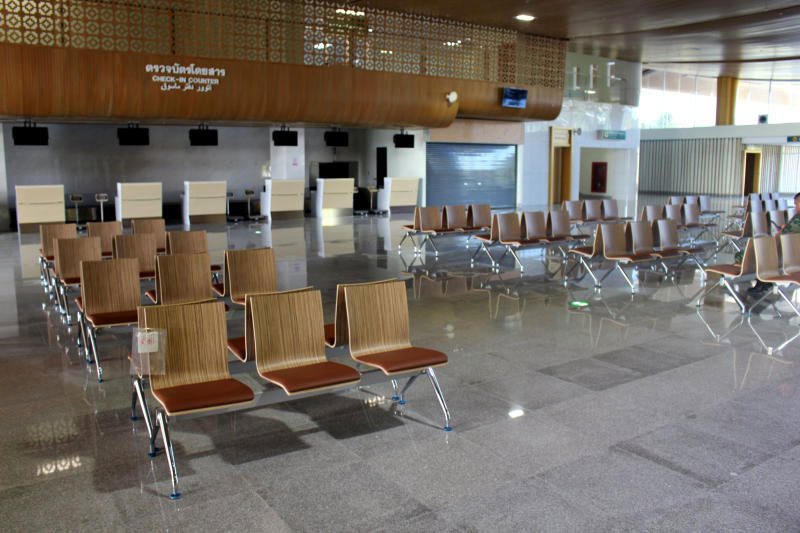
[515,14,535,22]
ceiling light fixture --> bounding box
[515,14,535,22]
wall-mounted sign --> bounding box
[145,63,227,93]
[551,127,570,147]
[788,136,800,143]
[598,130,626,140]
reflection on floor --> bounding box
[3,212,800,531]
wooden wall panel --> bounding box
[0,43,562,126]
[429,119,524,144]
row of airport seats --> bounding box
[567,218,706,292]
[36,225,452,498]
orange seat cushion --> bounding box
[227,336,246,360]
[212,283,225,297]
[260,362,360,394]
[324,323,335,346]
[231,296,245,306]
[86,310,139,327]
[153,379,254,414]
[140,270,156,279]
[145,289,157,303]
[356,346,447,374]
[157,247,166,254]
[211,264,222,272]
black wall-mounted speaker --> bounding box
[12,126,49,146]
[117,127,150,146]
[324,131,349,147]
[393,133,414,148]
[189,128,218,146]
[272,130,298,146]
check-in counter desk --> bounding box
[15,185,65,233]
[314,178,354,217]
[377,177,420,213]
[261,179,305,220]
[182,181,227,227]
[115,182,162,222]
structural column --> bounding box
[716,76,738,125]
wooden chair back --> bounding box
[80,258,140,315]
[442,205,467,229]
[330,278,396,347]
[497,212,522,243]
[751,211,770,237]
[54,237,102,281]
[683,204,702,225]
[467,204,491,229]
[645,204,665,221]
[750,199,765,213]
[768,210,786,234]
[131,218,167,251]
[87,221,122,256]
[547,209,571,238]
[781,233,800,274]
[418,206,443,232]
[563,200,583,221]
[764,199,779,211]
[167,229,208,255]
[584,200,603,220]
[699,196,713,212]
[243,287,313,362]
[141,300,231,392]
[602,199,620,219]
[343,279,411,359]
[155,252,213,305]
[225,248,277,301]
[628,220,654,254]
[248,289,328,375]
[685,195,699,206]
[665,204,683,224]
[738,238,756,274]
[655,219,681,249]
[753,236,781,281]
[40,223,77,258]
[521,211,546,240]
[601,223,627,257]
[113,233,157,276]
[407,208,422,230]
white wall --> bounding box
[579,147,639,204]
[3,123,269,205]
[364,128,426,203]
[304,127,366,187]
[521,99,641,208]
[268,127,305,183]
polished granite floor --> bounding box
[2,211,800,531]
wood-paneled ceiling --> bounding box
[351,0,800,80]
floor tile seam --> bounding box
[611,441,720,489]
[467,376,593,412]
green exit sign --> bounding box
[788,136,800,142]
[599,130,626,140]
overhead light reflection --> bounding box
[508,408,525,419]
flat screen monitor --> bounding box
[501,87,528,109]
[117,127,150,146]
[12,126,49,146]
[324,131,349,147]
[393,133,414,148]
[318,162,350,179]
[189,128,218,146]
[272,130,298,146]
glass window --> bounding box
[735,80,770,125]
[639,70,717,129]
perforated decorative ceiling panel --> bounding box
[0,0,565,89]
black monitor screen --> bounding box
[319,162,350,179]
[501,87,528,109]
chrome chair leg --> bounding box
[509,247,525,272]
[88,327,103,382]
[80,313,91,362]
[132,376,155,438]
[426,368,452,431]
[721,278,747,314]
[615,264,636,293]
[156,410,181,500]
